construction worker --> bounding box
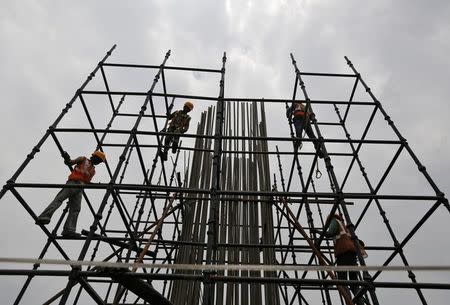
[286,101,324,158]
[36,151,106,238]
[324,214,366,305]
[160,101,193,161]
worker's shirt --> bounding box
[325,217,357,256]
[168,110,191,133]
[289,103,312,119]
[68,157,95,183]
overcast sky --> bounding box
[1,1,450,304]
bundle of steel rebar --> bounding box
[170,102,279,305]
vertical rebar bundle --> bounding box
[169,101,279,305]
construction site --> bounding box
[0,44,449,305]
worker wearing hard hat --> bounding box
[160,101,193,161]
[36,150,106,238]
[324,214,367,305]
[286,101,324,158]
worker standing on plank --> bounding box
[160,101,193,161]
[286,101,324,158]
[36,150,106,238]
[324,213,367,305]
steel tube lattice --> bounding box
[0,45,449,305]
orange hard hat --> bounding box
[92,150,106,162]
[184,101,194,111]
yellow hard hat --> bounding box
[184,101,194,111]
[92,150,106,162]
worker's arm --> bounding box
[62,151,78,166]
[168,110,178,120]
[324,218,339,237]
[286,105,293,118]
[69,156,86,166]
[62,153,83,166]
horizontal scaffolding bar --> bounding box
[0,269,449,290]
[102,63,356,78]
[299,72,357,78]
[117,113,167,119]
[52,127,402,144]
[123,193,353,204]
[133,195,356,204]
[77,235,393,251]
[102,62,222,73]
[101,143,355,157]
[81,90,375,105]
[9,183,441,201]
[3,257,450,273]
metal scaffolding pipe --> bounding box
[1,49,447,305]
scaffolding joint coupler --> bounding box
[140,105,147,113]
[118,153,127,162]
[335,191,345,201]
[360,166,367,176]
[5,179,15,188]
[68,266,82,280]
[107,181,116,191]
[31,146,40,154]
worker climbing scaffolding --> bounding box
[323,213,368,305]
[286,100,324,158]
[160,101,193,161]
[271,186,356,305]
[36,150,106,238]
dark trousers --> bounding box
[293,116,321,151]
[336,251,358,281]
[163,134,179,152]
[163,127,179,153]
[336,251,362,301]
[39,180,83,232]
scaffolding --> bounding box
[1,45,449,305]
